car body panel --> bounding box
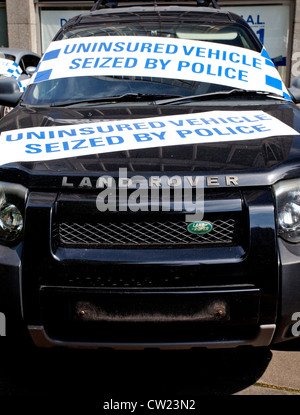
[0,2,299,349]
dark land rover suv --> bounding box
[0,0,300,349]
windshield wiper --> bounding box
[154,89,286,105]
[49,93,182,107]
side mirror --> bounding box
[0,77,22,107]
[25,66,37,76]
[289,76,300,104]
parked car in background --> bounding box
[0,48,40,118]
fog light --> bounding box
[0,204,23,240]
[0,182,27,244]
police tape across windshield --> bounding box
[0,111,298,166]
[30,36,290,99]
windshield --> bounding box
[24,75,237,105]
[59,22,259,49]
[22,19,289,106]
[0,53,15,62]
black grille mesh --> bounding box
[57,218,239,248]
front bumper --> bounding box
[271,238,300,343]
[28,324,276,350]
[24,189,280,348]
[1,187,299,348]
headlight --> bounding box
[274,179,300,243]
[0,182,28,243]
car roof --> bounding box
[0,48,40,62]
[55,2,249,37]
[54,2,260,54]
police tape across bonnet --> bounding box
[0,111,298,166]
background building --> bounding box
[0,0,299,85]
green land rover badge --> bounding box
[187,221,213,235]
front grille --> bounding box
[57,217,240,248]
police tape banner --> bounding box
[0,58,30,92]
[30,36,291,99]
[17,78,31,92]
[0,58,22,80]
[0,111,298,165]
